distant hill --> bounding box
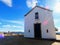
[11,32,24,35]
[4,32,24,35]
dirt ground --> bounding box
[0,35,59,45]
[56,35,60,40]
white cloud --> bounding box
[58,27,60,32]
[54,19,60,32]
[1,0,12,7]
[26,0,38,8]
[0,28,24,32]
[54,19,60,25]
[2,25,11,28]
[8,20,24,25]
[0,24,24,32]
[1,19,24,25]
[9,30,24,32]
[53,0,60,13]
[12,25,23,28]
[2,24,24,29]
[54,19,59,25]
[0,19,24,32]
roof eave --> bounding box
[24,6,53,17]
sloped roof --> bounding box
[25,6,52,16]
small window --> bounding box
[47,29,48,33]
[28,30,30,32]
[35,12,39,19]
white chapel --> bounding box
[24,5,56,39]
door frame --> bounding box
[34,23,42,39]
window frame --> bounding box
[35,12,39,19]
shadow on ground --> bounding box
[0,36,59,45]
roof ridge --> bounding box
[36,6,52,11]
[25,6,52,17]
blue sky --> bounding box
[0,0,60,32]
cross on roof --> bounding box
[36,3,38,6]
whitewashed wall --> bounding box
[24,7,56,39]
